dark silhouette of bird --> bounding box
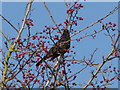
[36,28,70,67]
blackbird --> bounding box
[36,28,70,67]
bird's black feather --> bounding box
[36,29,70,66]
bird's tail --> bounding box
[36,56,47,67]
[36,59,43,67]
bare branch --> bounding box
[71,6,119,38]
[0,14,19,32]
[0,30,10,42]
[82,32,120,89]
[42,0,62,34]
[1,0,34,89]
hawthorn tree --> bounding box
[0,0,120,89]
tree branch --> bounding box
[0,14,19,33]
[1,0,34,89]
[71,6,119,38]
[42,0,62,34]
[82,32,120,89]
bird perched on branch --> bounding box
[36,28,70,67]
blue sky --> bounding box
[1,2,119,88]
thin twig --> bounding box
[71,6,119,38]
[0,14,19,32]
[42,0,62,34]
[0,30,10,42]
[1,0,34,89]
[62,65,87,84]
[82,31,120,89]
